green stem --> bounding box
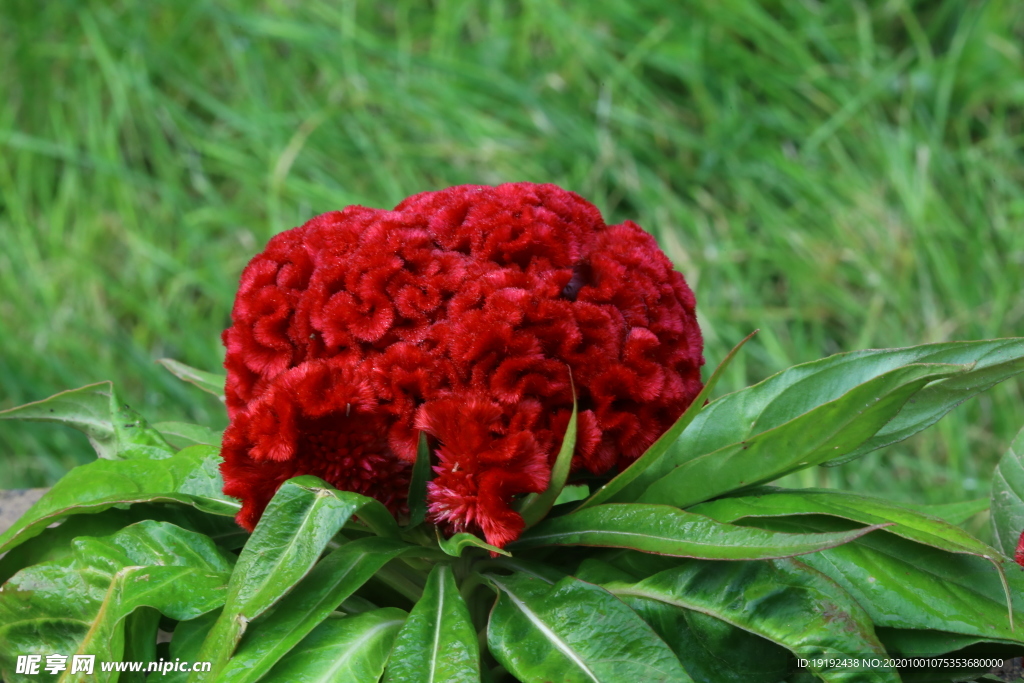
[458,571,486,604]
[463,570,497,656]
[373,562,425,602]
[400,523,437,547]
[398,555,436,575]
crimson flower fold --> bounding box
[221,182,704,546]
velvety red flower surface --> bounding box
[221,183,704,546]
[1015,531,1024,568]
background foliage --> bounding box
[1,0,1022,511]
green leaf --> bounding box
[0,521,233,683]
[0,445,240,555]
[193,476,399,681]
[602,549,689,580]
[582,331,755,509]
[694,489,1016,633]
[164,610,221,683]
[486,572,693,683]
[437,530,510,558]
[511,502,888,560]
[748,515,1024,643]
[822,338,1024,466]
[991,424,1024,558]
[260,608,406,683]
[690,488,1003,564]
[489,557,569,585]
[0,510,139,586]
[637,362,964,508]
[0,381,174,461]
[518,382,577,528]
[384,564,480,683]
[617,341,1024,506]
[554,484,590,506]
[157,358,227,400]
[122,607,161,683]
[896,498,990,527]
[221,537,420,683]
[407,431,432,528]
[603,558,899,683]
[574,558,641,585]
[575,558,786,683]
[683,340,1023,476]
[876,627,1018,657]
[340,594,380,615]
[0,503,243,585]
[154,421,224,448]
[624,598,794,683]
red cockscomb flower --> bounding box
[220,183,704,546]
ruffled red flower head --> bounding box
[220,183,704,546]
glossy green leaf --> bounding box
[896,498,990,527]
[221,537,419,683]
[0,521,233,683]
[554,484,590,506]
[637,363,963,508]
[518,384,577,528]
[437,530,509,558]
[614,341,1024,506]
[157,358,227,400]
[348,493,402,540]
[164,610,221,683]
[749,515,1024,642]
[0,381,174,461]
[407,432,432,528]
[582,331,755,509]
[490,557,570,585]
[624,598,794,683]
[695,490,1016,640]
[0,510,141,586]
[570,557,639,584]
[690,488,1003,564]
[823,339,1024,466]
[154,420,224,448]
[512,502,887,559]
[603,558,899,683]
[340,594,380,615]
[122,607,161,683]
[0,444,240,555]
[991,425,1024,558]
[193,476,398,680]
[486,572,693,683]
[601,548,690,581]
[677,340,1022,477]
[260,608,406,683]
[0,504,243,585]
[384,564,480,683]
[575,556,786,682]
[876,627,1018,657]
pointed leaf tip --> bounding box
[157,358,227,401]
[581,330,757,508]
[406,431,432,528]
[518,374,578,528]
[0,381,174,461]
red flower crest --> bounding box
[220,183,704,547]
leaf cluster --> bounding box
[2,337,1024,682]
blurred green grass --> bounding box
[1,0,1022,507]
